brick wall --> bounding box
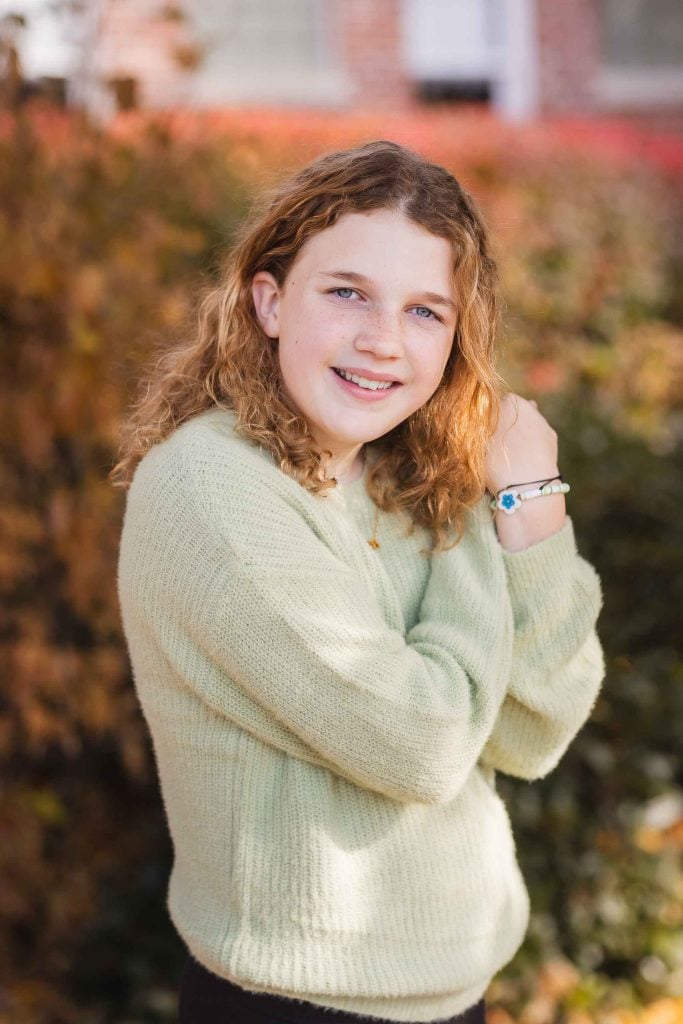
[332,0,412,108]
[535,0,601,114]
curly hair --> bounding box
[110,140,506,553]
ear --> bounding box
[251,271,281,339]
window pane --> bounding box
[193,0,319,71]
[599,0,683,67]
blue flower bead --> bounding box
[496,490,521,515]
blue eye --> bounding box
[332,287,357,299]
[413,305,439,321]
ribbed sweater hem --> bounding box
[173,904,526,1022]
[234,974,490,1022]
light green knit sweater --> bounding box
[117,406,605,1023]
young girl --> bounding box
[114,140,605,1024]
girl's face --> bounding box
[251,208,457,478]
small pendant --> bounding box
[368,505,380,550]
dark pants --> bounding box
[178,955,487,1024]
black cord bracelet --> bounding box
[495,474,562,498]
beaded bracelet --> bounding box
[490,476,570,515]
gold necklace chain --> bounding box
[338,448,381,549]
[368,504,381,550]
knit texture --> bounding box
[117,406,605,1023]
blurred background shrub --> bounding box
[0,105,681,1023]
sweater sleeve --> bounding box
[120,438,514,807]
[478,516,605,780]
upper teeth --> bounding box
[337,369,394,390]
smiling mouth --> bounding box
[332,367,402,390]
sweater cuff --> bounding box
[501,516,581,604]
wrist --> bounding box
[494,492,567,552]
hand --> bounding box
[485,394,559,497]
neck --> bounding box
[324,445,366,484]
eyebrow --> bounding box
[319,270,457,313]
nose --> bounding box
[353,307,405,360]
